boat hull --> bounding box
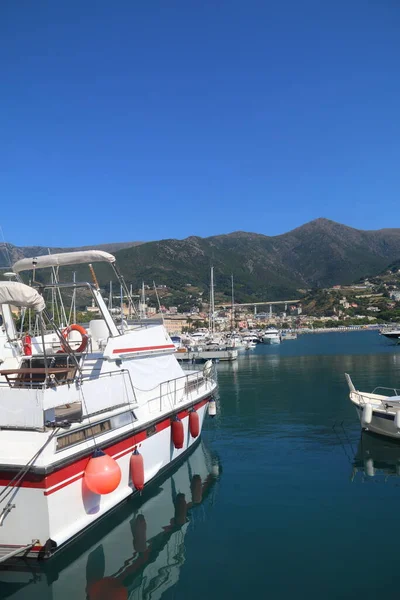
[355,405,400,441]
[0,398,211,560]
[382,332,400,340]
[263,337,281,345]
[0,439,219,598]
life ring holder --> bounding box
[61,324,88,353]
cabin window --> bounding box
[57,420,111,450]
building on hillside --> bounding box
[164,315,189,334]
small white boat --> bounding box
[380,329,400,341]
[242,335,260,345]
[346,373,400,440]
[263,328,281,345]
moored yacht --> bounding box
[262,327,281,345]
[380,328,400,342]
[0,250,217,562]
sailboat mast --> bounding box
[140,281,146,319]
[231,274,234,332]
[209,266,215,336]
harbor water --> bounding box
[2,330,400,599]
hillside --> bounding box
[0,240,143,268]
[3,218,400,303]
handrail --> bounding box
[372,386,400,396]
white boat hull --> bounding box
[354,404,400,440]
[263,336,281,345]
[0,439,219,598]
[0,399,210,559]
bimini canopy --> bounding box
[13,250,116,274]
[0,282,45,312]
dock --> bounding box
[176,348,238,362]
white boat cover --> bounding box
[13,250,116,273]
[0,282,45,312]
[126,354,184,392]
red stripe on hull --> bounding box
[112,344,175,354]
[0,398,209,495]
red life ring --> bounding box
[61,324,88,353]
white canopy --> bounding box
[0,282,45,312]
[13,250,116,273]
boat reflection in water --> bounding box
[0,440,221,600]
[352,432,400,480]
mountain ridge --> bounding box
[2,218,400,301]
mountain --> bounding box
[0,241,143,269]
[3,219,400,302]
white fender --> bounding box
[364,458,375,477]
[395,411,400,430]
[203,360,213,379]
[362,403,373,425]
[208,399,217,417]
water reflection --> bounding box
[352,432,400,480]
[0,441,221,600]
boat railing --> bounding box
[0,367,139,430]
[372,386,400,397]
[156,370,211,411]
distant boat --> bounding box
[263,327,281,345]
[380,328,400,342]
[281,331,297,340]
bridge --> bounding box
[216,299,302,316]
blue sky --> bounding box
[1,1,400,247]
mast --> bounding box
[109,281,113,312]
[140,281,146,319]
[231,274,234,332]
[209,266,215,336]
[120,283,124,333]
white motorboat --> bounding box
[230,335,246,349]
[0,250,217,562]
[0,440,220,598]
[380,328,400,341]
[262,328,281,345]
[345,373,400,440]
[242,335,260,345]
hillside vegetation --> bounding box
[3,218,400,305]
